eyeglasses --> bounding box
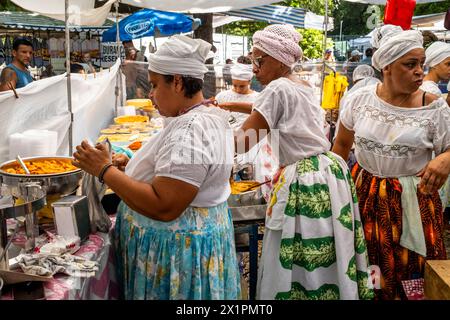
[250,54,269,68]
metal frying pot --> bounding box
[0,156,83,196]
[228,187,265,207]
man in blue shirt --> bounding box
[0,38,34,92]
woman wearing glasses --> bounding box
[235,24,373,300]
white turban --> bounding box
[353,64,375,82]
[252,24,303,68]
[372,30,423,72]
[425,41,450,68]
[370,24,403,49]
[230,63,253,81]
[148,35,210,80]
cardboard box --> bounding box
[424,260,450,300]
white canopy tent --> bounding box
[8,0,281,154]
[342,0,445,4]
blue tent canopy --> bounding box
[102,9,198,42]
[226,5,306,29]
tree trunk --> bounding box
[193,13,214,45]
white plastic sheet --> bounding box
[11,0,115,26]
[0,60,122,163]
[121,0,277,13]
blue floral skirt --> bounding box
[114,201,241,300]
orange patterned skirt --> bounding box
[351,163,447,300]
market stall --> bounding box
[0,11,114,77]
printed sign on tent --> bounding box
[101,42,125,67]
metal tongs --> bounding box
[16,155,30,175]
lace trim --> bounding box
[352,104,436,133]
[355,136,417,157]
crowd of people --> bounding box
[0,21,449,301]
[71,22,450,301]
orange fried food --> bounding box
[3,159,78,175]
[128,141,142,151]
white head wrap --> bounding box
[353,64,376,82]
[425,41,450,68]
[230,63,253,81]
[148,35,210,80]
[370,24,403,49]
[372,30,424,72]
[252,24,303,68]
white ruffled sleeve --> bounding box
[433,100,450,155]
[253,85,282,129]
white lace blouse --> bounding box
[340,84,450,177]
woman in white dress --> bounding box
[333,30,450,300]
[216,62,276,200]
[216,62,259,129]
[72,35,241,300]
[235,24,373,300]
[420,41,450,106]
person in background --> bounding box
[222,58,233,87]
[421,41,450,105]
[70,63,85,74]
[421,30,438,50]
[0,38,34,92]
[80,52,96,74]
[216,63,258,129]
[333,30,450,300]
[324,48,335,62]
[235,24,373,300]
[343,50,362,88]
[421,41,450,216]
[73,35,240,300]
[122,40,147,62]
[361,48,373,66]
[340,64,380,113]
[202,45,217,99]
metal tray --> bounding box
[229,204,267,222]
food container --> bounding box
[126,99,153,109]
[114,115,149,124]
[228,187,265,207]
[0,156,83,196]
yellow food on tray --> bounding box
[126,99,154,110]
[230,180,261,194]
[114,115,149,124]
[97,134,132,142]
[100,128,117,134]
[2,159,78,175]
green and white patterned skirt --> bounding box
[257,152,374,300]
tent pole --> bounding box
[319,0,329,107]
[114,0,122,115]
[65,0,73,155]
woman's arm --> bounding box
[331,122,355,161]
[219,102,253,114]
[234,110,270,154]
[102,168,198,221]
[73,141,197,222]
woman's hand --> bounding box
[112,153,129,171]
[72,140,111,177]
[417,152,450,194]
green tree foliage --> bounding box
[299,29,334,59]
[330,1,377,36]
[282,0,333,15]
[414,1,450,16]
[0,0,22,11]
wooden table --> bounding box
[424,260,450,300]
